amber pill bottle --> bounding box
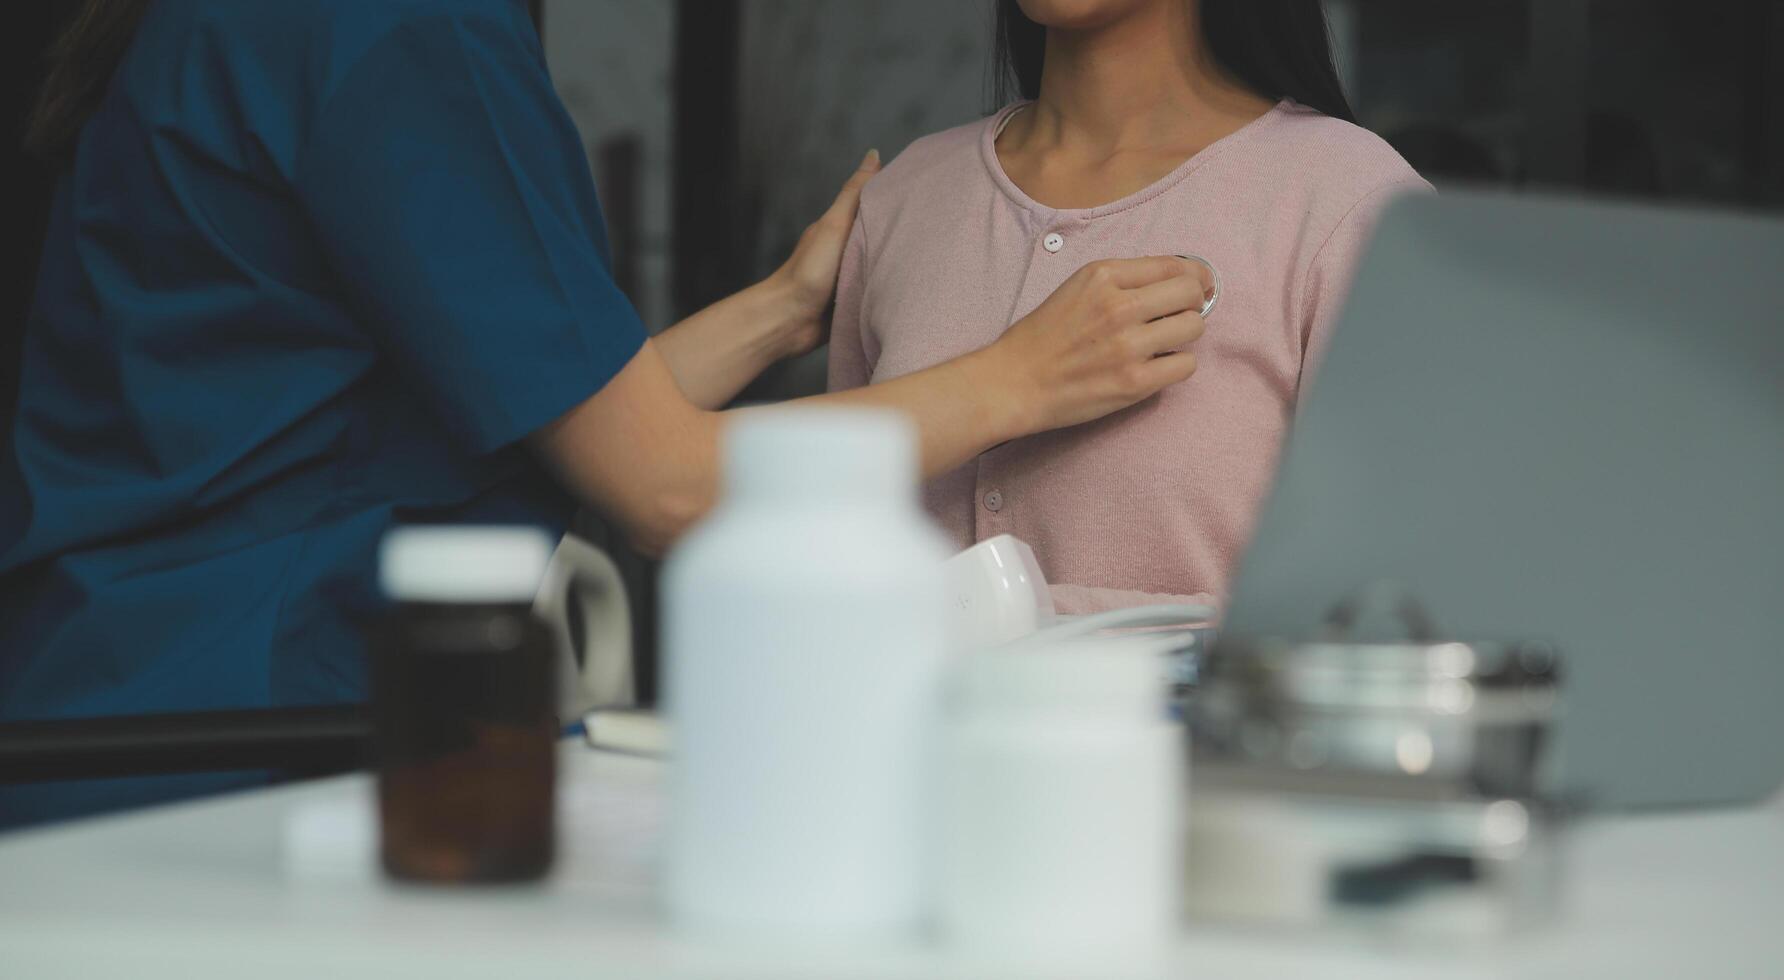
[374,526,559,884]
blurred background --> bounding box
[5,0,1781,695]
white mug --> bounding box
[943,534,1057,652]
[531,536,633,719]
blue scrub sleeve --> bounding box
[295,7,646,454]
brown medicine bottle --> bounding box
[374,526,559,884]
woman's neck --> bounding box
[1018,2,1274,156]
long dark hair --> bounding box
[991,0,1357,124]
[24,0,154,169]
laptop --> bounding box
[1222,190,1784,810]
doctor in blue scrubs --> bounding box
[0,0,1211,828]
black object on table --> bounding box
[0,705,370,784]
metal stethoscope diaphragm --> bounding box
[1176,253,1221,318]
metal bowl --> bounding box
[1193,634,1561,799]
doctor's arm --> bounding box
[534,254,1211,556]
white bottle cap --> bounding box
[379,525,555,604]
[951,638,1169,719]
[723,407,917,504]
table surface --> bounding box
[1,747,1780,980]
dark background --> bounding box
[5,0,1781,700]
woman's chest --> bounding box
[862,192,1313,413]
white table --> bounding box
[1,747,1780,979]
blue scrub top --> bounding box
[0,0,645,824]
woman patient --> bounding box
[828,0,1429,613]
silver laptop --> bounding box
[1223,190,1784,810]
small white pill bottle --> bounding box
[939,638,1184,967]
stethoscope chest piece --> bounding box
[1175,253,1221,319]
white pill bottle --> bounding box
[939,640,1184,967]
[663,408,952,938]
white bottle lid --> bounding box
[723,407,916,504]
[950,638,1169,719]
[378,525,554,604]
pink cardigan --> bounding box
[827,101,1430,614]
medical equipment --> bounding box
[1186,588,1564,937]
[1176,253,1221,318]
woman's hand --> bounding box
[763,148,882,358]
[977,256,1213,435]
[808,254,1213,477]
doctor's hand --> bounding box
[765,148,882,357]
[984,256,1212,434]
[650,150,880,411]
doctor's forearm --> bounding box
[653,275,816,410]
[785,347,1030,478]
[535,342,722,556]
[541,337,1026,555]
